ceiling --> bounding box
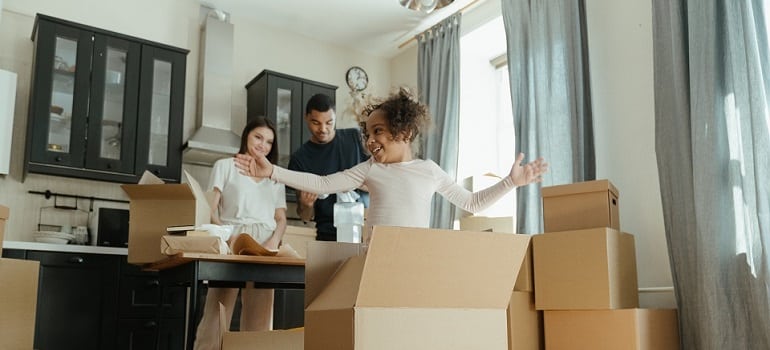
[201,0,478,58]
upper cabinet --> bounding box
[25,15,188,183]
[245,70,337,168]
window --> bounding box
[457,16,516,224]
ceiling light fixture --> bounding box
[399,0,455,14]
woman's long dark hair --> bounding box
[238,116,278,164]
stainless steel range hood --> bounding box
[183,9,240,166]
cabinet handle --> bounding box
[68,256,85,264]
[106,163,112,169]
[143,321,157,329]
[55,156,62,162]
[152,169,160,175]
[146,279,160,287]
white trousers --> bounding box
[193,283,274,350]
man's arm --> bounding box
[296,190,317,222]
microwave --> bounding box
[97,208,129,247]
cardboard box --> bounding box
[542,179,620,232]
[304,226,531,350]
[218,303,304,350]
[0,204,8,243]
[458,217,532,292]
[461,174,517,217]
[459,215,515,233]
[121,170,210,264]
[533,228,638,310]
[282,225,317,258]
[508,291,543,350]
[544,309,679,350]
[0,258,40,349]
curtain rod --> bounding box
[29,190,129,205]
[397,0,485,49]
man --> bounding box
[288,93,369,241]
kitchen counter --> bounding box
[2,240,128,255]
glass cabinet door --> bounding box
[136,46,185,181]
[266,75,302,168]
[28,20,93,168]
[85,34,140,174]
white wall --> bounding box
[585,0,674,308]
[0,0,391,242]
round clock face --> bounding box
[346,66,368,91]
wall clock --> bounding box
[345,66,368,92]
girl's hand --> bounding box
[234,153,273,178]
[509,153,548,186]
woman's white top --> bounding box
[210,158,286,238]
[271,158,515,229]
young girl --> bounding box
[234,88,547,233]
[194,117,287,350]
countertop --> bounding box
[2,240,128,255]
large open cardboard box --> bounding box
[544,309,679,350]
[218,303,303,350]
[508,291,543,350]
[121,171,210,264]
[533,227,638,310]
[304,226,531,350]
[541,179,620,232]
[458,217,533,292]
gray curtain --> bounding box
[502,0,595,234]
[417,14,461,229]
[652,0,770,349]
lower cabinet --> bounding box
[1,249,185,350]
[117,257,186,350]
[26,250,120,350]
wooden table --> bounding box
[146,253,305,350]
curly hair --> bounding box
[360,87,430,143]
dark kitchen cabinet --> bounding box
[0,249,186,350]
[25,14,188,183]
[117,257,186,350]
[245,70,337,169]
[26,250,121,350]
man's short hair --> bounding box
[306,93,335,115]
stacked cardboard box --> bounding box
[303,226,531,350]
[534,180,679,349]
[0,204,41,349]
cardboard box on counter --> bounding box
[304,226,531,350]
[542,179,620,232]
[219,303,303,350]
[121,170,210,265]
[0,257,40,349]
[533,227,638,310]
[544,309,680,350]
[0,204,8,242]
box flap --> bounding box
[0,259,39,350]
[0,204,8,220]
[305,241,363,308]
[357,226,530,309]
[184,170,211,226]
[541,179,619,197]
[138,170,165,184]
[306,256,366,311]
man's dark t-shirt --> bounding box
[288,128,369,241]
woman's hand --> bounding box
[234,153,273,178]
[509,153,548,186]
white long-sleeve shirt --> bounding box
[271,158,515,229]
